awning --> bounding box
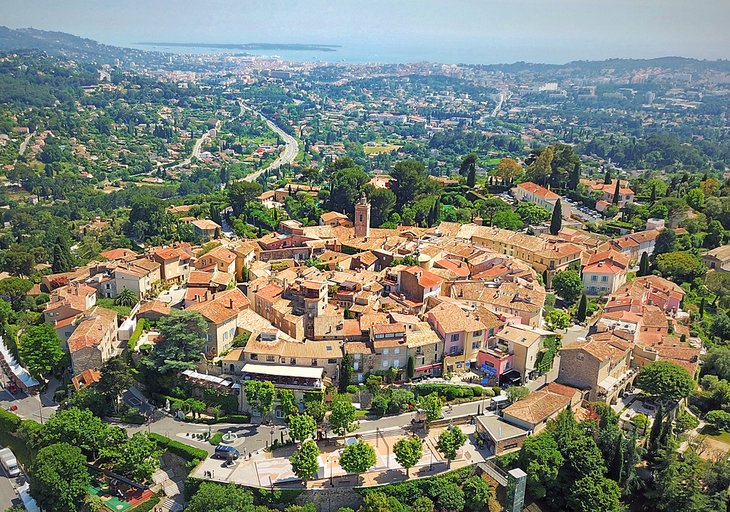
[242,363,323,380]
[181,369,232,387]
[415,363,441,372]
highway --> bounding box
[237,101,299,183]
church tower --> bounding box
[354,192,371,239]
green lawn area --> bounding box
[96,298,132,318]
[700,425,730,444]
[364,144,401,155]
[483,157,502,166]
[355,409,369,418]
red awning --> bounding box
[415,363,441,372]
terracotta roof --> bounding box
[188,288,249,324]
[204,245,237,264]
[67,307,117,354]
[138,300,171,316]
[503,389,570,425]
[71,369,101,390]
[192,219,221,231]
[371,323,406,335]
[517,181,560,200]
[433,258,470,278]
[428,303,489,334]
[402,266,444,289]
[344,341,373,355]
[562,339,628,364]
[100,248,137,261]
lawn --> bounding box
[700,425,730,444]
[364,144,401,155]
[96,298,132,318]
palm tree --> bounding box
[115,289,138,307]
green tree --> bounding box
[330,394,357,436]
[526,147,554,186]
[186,482,254,512]
[142,310,208,374]
[492,209,523,230]
[288,414,317,442]
[434,482,465,512]
[638,251,651,277]
[406,356,415,381]
[653,229,677,257]
[328,166,370,215]
[339,354,353,393]
[706,410,730,432]
[549,199,562,235]
[495,157,521,186]
[576,294,588,322]
[97,356,134,413]
[0,277,34,310]
[710,314,730,341]
[703,346,730,379]
[244,380,276,417]
[411,497,434,512]
[29,443,90,512]
[462,476,492,512]
[279,389,298,419]
[612,179,621,206]
[518,433,563,499]
[228,180,263,216]
[393,435,423,476]
[545,309,570,330]
[636,361,695,402]
[567,474,623,512]
[436,425,467,468]
[459,153,477,188]
[418,392,442,425]
[99,432,162,481]
[552,269,583,304]
[515,201,551,225]
[114,288,138,307]
[33,407,114,456]
[51,235,73,273]
[289,440,320,482]
[507,386,530,404]
[656,251,707,283]
[18,324,65,380]
[339,439,377,482]
[367,187,397,227]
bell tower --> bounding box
[354,192,371,239]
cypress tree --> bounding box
[650,184,657,205]
[657,411,674,450]
[604,169,612,185]
[699,297,705,320]
[612,179,621,205]
[638,252,650,277]
[648,403,664,457]
[407,356,415,381]
[609,436,625,483]
[549,199,562,236]
[568,161,580,190]
[576,294,588,322]
[51,236,73,273]
[467,162,477,188]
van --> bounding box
[214,445,240,460]
[0,447,20,477]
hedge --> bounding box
[149,433,207,463]
[184,478,303,505]
[184,414,250,425]
[413,383,490,401]
[0,407,21,433]
[127,318,146,352]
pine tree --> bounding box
[612,179,621,205]
[657,411,673,450]
[576,294,588,322]
[638,252,650,277]
[549,199,562,236]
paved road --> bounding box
[0,375,60,425]
[168,121,220,171]
[17,132,33,157]
[0,471,21,511]
[238,101,299,183]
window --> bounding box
[393,360,400,368]
[473,330,482,337]
[353,362,359,371]
[354,353,361,360]
[416,347,422,354]
[451,334,459,342]
[290,358,297,365]
[383,348,389,355]
[472,341,481,350]
[591,275,597,281]
[266,355,275,362]
[382,360,389,368]
[394,348,400,354]
[311,359,318,366]
[576,352,584,361]
[250,354,258,360]
[328,358,337,364]
[602,276,608,282]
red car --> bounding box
[7,381,18,394]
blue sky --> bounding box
[3,0,729,63]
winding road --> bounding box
[237,101,299,182]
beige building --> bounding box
[495,324,555,384]
[501,383,581,433]
[67,307,119,376]
[557,337,636,403]
[188,288,250,356]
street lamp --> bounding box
[270,426,275,446]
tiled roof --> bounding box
[503,389,570,425]
[517,181,560,200]
[188,288,249,324]
[67,307,117,353]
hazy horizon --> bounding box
[3,0,729,64]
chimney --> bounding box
[228,298,234,309]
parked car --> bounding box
[0,447,20,477]
[214,445,240,460]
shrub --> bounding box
[209,432,224,445]
[413,383,484,401]
[127,318,146,352]
[128,495,161,512]
[149,433,207,462]
[0,408,21,433]
[346,385,358,394]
